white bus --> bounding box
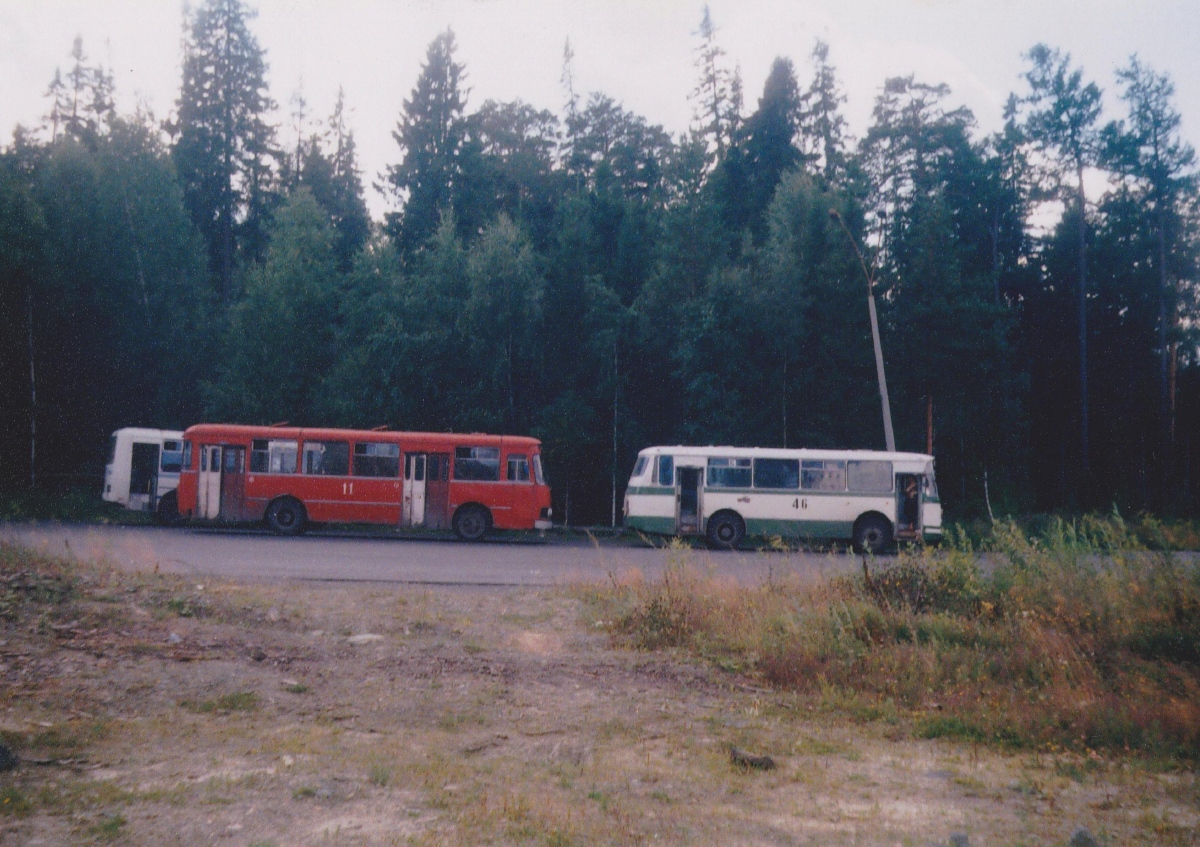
[623,445,942,553]
[103,428,185,523]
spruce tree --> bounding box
[385,29,469,256]
[171,0,278,301]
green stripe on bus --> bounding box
[625,486,675,496]
[624,516,676,534]
[743,518,855,540]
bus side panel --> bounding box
[350,475,404,525]
[448,481,522,530]
[702,491,894,540]
[178,468,197,516]
[623,486,676,535]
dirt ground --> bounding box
[1,552,1197,846]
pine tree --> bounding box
[1105,57,1197,505]
[385,29,469,256]
[1015,44,1103,494]
[170,0,278,301]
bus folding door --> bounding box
[197,445,222,519]
[219,446,248,521]
[402,453,427,527]
[424,454,450,530]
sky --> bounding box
[2,0,1197,219]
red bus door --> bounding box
[425,454,450,530]
[219,446,247,521]
[198,445,222,519]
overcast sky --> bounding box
[2,0,1197,219]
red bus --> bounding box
[176,424,552,540]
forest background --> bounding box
[1,0,1198,526]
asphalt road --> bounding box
[1,523,868,587]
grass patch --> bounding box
[0,786,32,816]
[579,513,1200,761]
[180,691,259,714]
[88,812,127,840]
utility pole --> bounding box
[830,209,895,452]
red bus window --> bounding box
[303,441,349,475]
[251,439,298,474]
[507,454,530,482]
[354,442,400,477]
[454,447,500,481]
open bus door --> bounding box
[895,473,923,541]
[219,446,247,521]
[129,442,160,512]
[197,445,222,519]
[676,466,702,535]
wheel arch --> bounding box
[705,508,745,533]
[852,510,893,536]
[265,495,308,535]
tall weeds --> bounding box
[582,516,1200,759]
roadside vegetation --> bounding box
[582,514,1200,763]
[2,535,1198,844]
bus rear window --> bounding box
[631,456,648,479]
[106,436,117,465]
[454,446,500,481]
[303,441,349,476]
[182,441,192,471]
[160,440,184,473]
[533,454,545,486]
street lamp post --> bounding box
[830,209,896,453]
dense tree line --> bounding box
[2,0,1198,523]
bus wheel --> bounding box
[853,514,892,555]
[155,490,184,527]
[453,504,491,542]
[266,497,307,536]
[706,511,745,550]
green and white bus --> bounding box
[622,445,942,553]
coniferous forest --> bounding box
[1,1,1198,526]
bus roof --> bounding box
[182,423,541,449]
[112,427,184,440]
[635,444,934,464]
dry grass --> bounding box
[580,514,1200,762]
[2,535,1198,845]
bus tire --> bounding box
[452,504,491,542]
[155,490,184,526]
[266,497,307,536]
[706,511,745,550]
[853,513,892,555]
